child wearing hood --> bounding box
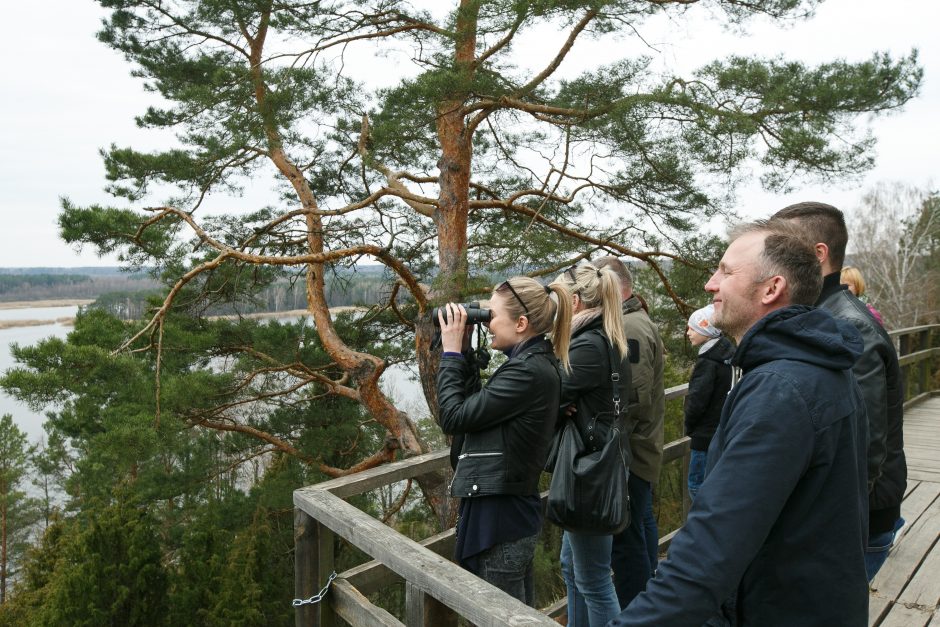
[683,305,735,499]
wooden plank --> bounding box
[295,487,556,626]
[905,481,922,499]
[909,470,940,484]
[316,450,450,498]
[658,527,681,553]
[664,383,689,401]
[868,595,891,627]
[331,578,403,627]
[897,528,940,608]
[898,484,940,545]
[928,605,940,626]
[897,347,940,367]
[342,528,456,596]
[543,597,566,620]
[871,483,940,603]
[661,437,690,465]
[878,603,932,627]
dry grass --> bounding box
[0,299,94,309]
[0,317,75,330]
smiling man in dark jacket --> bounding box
[609,220,869,627]
[774,201,906,580]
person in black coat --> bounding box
[550,263,631,627]
[683,304,734,499]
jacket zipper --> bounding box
[449,451,504,492]
[457,451,503,460]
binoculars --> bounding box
[431,302,492,327]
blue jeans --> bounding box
[560,531,620,626]
[865,517,905,581]
[688,449,707,500]
[611,473,657,608]
[472,534,538,606]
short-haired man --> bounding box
[594,256,666,606]
[610,221,869,626]
[773,201,906,580]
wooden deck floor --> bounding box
[869,395,940,626]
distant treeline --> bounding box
[0,273,159,303]
[91,271,401,319]
[0,266,134,277]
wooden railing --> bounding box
[294,323,940,626]
[889,324,940,408]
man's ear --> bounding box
[814,242,829,265]
[761,276,788,306]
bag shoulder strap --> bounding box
[604,335,622,418]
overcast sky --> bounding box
[1,0,937,268]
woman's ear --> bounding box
[516,315,530,333]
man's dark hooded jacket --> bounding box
[818,272,906,534]
[610,306,869,627]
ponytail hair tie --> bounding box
[544,284,552,294]
[596,269,602,278]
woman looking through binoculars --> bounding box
[435,276,572,605]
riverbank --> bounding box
[0,299,94,310]
[0,305,367,330]
[0,317,75,330]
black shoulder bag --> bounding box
[546,339,631,535]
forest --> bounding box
[0,0,935,624]
[0,271,157,303]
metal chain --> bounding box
[292,571,338,607]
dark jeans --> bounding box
[688,449,707,500]
[611,473,657,608]
[471,533,538,606]
[865,516,905,581]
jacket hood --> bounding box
[702,336,735,364]
[733,305,863,373]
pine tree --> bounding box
[0,414,40,605]
[52,3,921,510]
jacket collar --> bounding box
[816,272,848,305]
[622,295,643,315]
[505,334,552,360]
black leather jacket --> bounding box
[818,273,906,532]
[560,315,632,462]
[437,336,561,498]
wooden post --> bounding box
[919,330,930,396]
[899,332,913,400]
[294,508,335,627]
[316,521,336,627]
[295,508,317,627]
[405,580,457,627]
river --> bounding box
[0,306,77,444]
[0,306,428,446]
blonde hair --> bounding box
[840,266,866,297]
[494,276,573,371]
[551,263,628,359]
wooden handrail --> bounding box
[294,323,940,626]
